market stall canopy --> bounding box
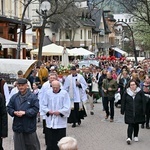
[112,47,128,56]
[69,48,94,56]
[0,37,27,49]
[31,43,70,56]
[127,57,145,61]
[0,59,37,78]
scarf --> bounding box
[126,87,141,99]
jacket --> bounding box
[7,89,39,133]
[121,88,146,124]
[102,78,118,97]
[0,93,8,137]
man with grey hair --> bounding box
[58,136,78,150]
[38,72,59,145]
[7,78,40,150]
[42,80,71,150]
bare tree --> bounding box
[36,0,75,61]
[115,0,150,51]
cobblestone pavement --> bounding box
[3,101,150,150]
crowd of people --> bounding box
[0,57,150,149]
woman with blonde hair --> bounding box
[58,137,78,150]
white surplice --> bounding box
[41,89,71,129]
[63,74,88,104]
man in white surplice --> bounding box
[63,66,87,128]
[41,80,70,150]
[38,72,62,146]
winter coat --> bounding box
[118,77,130,96]
[121,88,146,124]
[7,89,39,133]
[0,93,8,137]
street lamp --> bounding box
[114,21,138,65]
[36,0,51,63]
[16,0,32,59]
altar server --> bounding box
[41,80,71,150]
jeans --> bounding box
[103,97,115,119]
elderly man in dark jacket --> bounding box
[7,78,40,150]
[0,93,8,150]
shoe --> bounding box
[115,102,118,108]
[141,124,144,129]
[110,119,114,122]
[72,124,76,128]
[90,111,94,115]
[38,118,40,123]
[105,114,109,119]
[146,125,150,129]
[126,138,131,145]
[134,137,139,142]
[78,120,81,125]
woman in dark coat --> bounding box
[0,93,8,150]
[121,79,146,145]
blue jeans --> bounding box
[103,97,115,119]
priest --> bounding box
[63,66,88,127]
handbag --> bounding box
[92,81,99,92]
[114,92,121,102]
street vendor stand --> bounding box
[0,59,37,85]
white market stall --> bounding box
[0,59,37,83]
[30,43,69,56]
[69,48,94,56]
[30,44,94,56]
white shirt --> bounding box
[3,82,10,105]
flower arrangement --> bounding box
[57,64,72,77]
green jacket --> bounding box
[102,78,118,97]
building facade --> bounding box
[0,0,32,59]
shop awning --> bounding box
[0,37,28,49]
[112,47,128,56]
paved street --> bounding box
[3,101,150,150]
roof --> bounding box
[33,36,52,46]
[0,37,27,49]
[79,18,95,27]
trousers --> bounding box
[0,138,3,150]
[127,123,139,139]
[103,97,115,119]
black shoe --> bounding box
[72,124,76,128]
[146,124,150,129]
[141,124,144,129]
[90,111,94,115]
[115,102,118,108]
[38,118,40,123]
[78,120,81,125]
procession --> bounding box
[0,0,150,150]
[0,55,150,150]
